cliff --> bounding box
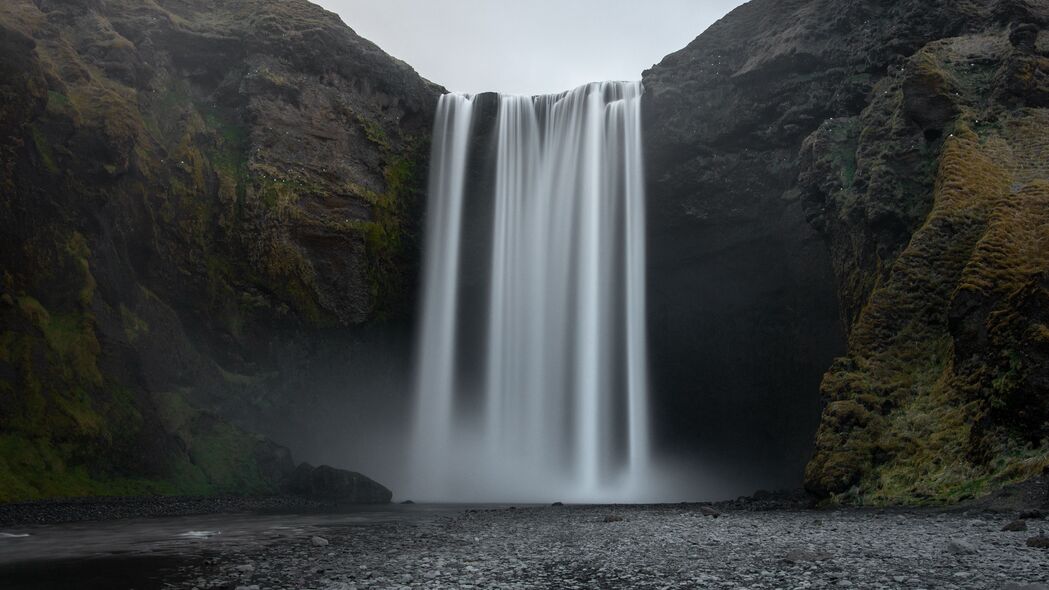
[644,0,1049,503]
[3,0,1047,506]
[0,0,441,501]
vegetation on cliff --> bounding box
[802,27,1049,504]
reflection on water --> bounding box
[0,555,194,590]
[0,503,509,588]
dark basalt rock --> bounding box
[1027,534,1049,549]
[286,463,392,504]
[1003,519,1028,532]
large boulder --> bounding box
[287,463,392,504]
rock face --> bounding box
[645,0,1049,503]
[0,0,440,500]
[641,2,849,488]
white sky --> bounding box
[314,0,748,95]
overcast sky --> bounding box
[314,0,747,96]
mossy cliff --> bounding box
[801,22,1049,504]
[0,0,440,501]
[644,0,1049,503]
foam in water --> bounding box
[409,82,652,502]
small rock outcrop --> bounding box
[1003,520,1029,532]
[286,463,392,504]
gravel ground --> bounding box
[170,504,1049,590]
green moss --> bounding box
[29,124,59,174]
[807,49,1049,504]
[152,391,276,495]
[353,151,422,319]
[45,90,73,118]
[990,350,1023,407]
[0,433,173,503]
[360,116,391,150]
[119,305,149,343]
[200,104,250,204]
[202,253,253,340]
[46,90,71,109]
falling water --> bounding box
[410,82,650,502]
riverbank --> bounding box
[3,501,1048,589]
[150,504,1049,589]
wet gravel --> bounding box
[0,496,329,527]
[171,504,1049,589]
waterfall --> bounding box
[410,82,650,502]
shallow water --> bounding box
[0,504,502,588]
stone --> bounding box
[604,514,625,523]
[1027,534,1049,549]
[311,536,330,547]
[783,549,833,563]
[947,539,978,555]
[700,506,722,518]
[1003,520,1028,532]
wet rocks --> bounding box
[948,538,979,555]
[173,506,1049,589]
[1004,520,1029,532]
[782,549,833,563]
[1028,534,1049,549]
